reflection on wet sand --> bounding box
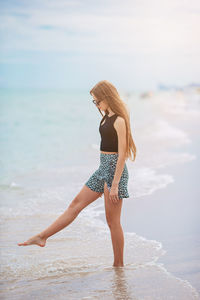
[111,267,137,300]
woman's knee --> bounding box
[106,214,121,229]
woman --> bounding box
[18,80,137,267]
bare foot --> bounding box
[17,234,47,247]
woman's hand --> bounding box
[109,184,119,203]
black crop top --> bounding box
[99,113,118,152]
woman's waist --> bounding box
[100,151,118,154]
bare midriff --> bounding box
[100,151,118,154]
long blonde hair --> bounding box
[90,80,136,162]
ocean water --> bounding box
[0,87,200,299]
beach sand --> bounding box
[1,87,200,299]
[99,136,200,295]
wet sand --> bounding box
[99,137,200,295]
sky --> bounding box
[0,0,200,91]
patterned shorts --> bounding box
[85,153,129,199]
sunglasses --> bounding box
[92,99,102,106]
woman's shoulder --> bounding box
[114,116,126,130]
[115,115,124,123]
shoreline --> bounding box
[98,136,200,295]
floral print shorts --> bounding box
[85,153,129,199]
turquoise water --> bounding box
[0,87,200,299]
[0,88,101,182]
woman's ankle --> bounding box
[113,261,124,267]
[38,232,48,240]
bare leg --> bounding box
[18,185,103,247]
[104,182,124,267]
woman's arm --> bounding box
[112,117,127,186]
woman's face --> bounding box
[91,93,109,112]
